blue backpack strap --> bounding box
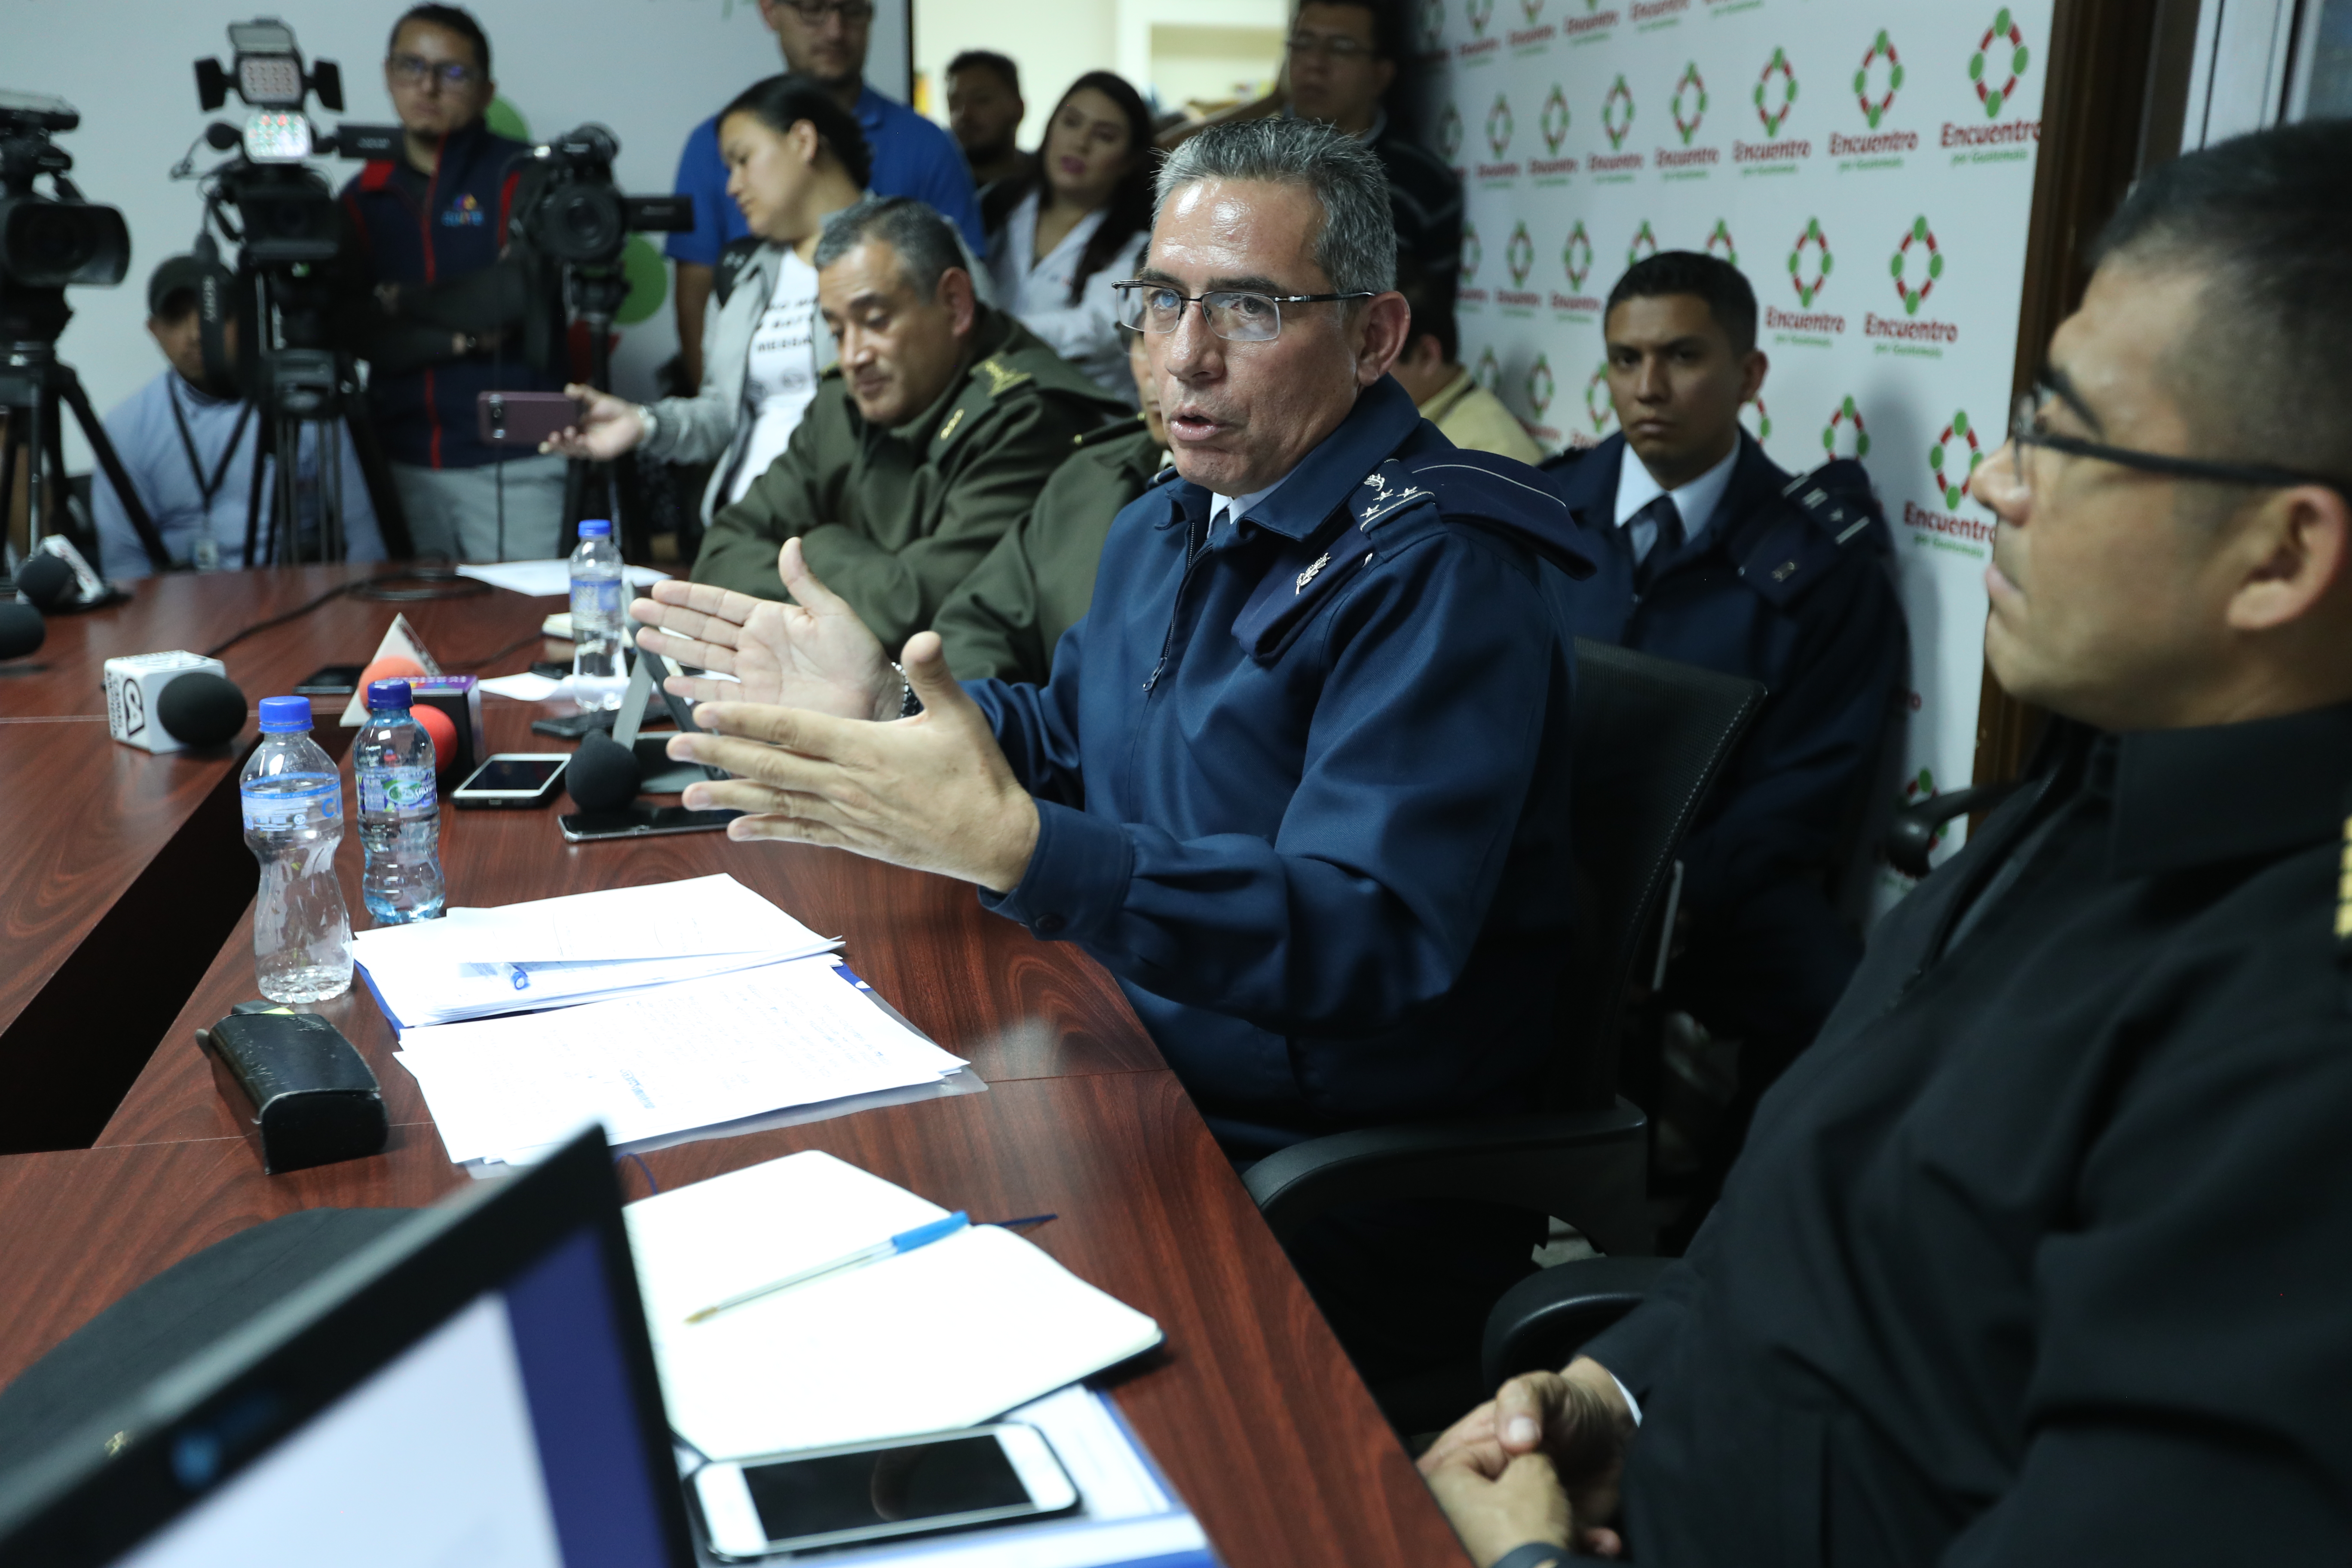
[1735,457,1892,609]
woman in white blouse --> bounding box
[545,74,867,526]
[980,72,1157,404]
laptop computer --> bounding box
[0,1127,694,1567]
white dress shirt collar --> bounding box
[1612,439,1741,560]
[1210,472,1293,533]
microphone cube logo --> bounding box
[1856,29,1903,127]
[1970,9,2032,118]
[1890,215,1942,313]
[1754,47,1797,136]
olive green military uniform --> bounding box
[932,417,1166,685]
[691,306,1127,649]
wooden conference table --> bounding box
[0,566,1470,1568]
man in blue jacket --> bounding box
[633,117,1592,1379]
[339,5,569,560]
[1544,253,1905,1246]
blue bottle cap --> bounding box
[366,679,413,710]
[578,518,613,538]
[257,695,313,733]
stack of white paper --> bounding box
[354,874,839,1029]
[626,1151,1165,1462]
[397,960,972,1165]
[455,558,670,597]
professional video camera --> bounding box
[183,17,401,566]
[503,125,691,544]
[0,90,169,578]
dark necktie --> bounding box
[1631,493,1685,594]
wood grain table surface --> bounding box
[0,567,1471,1568]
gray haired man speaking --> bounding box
[635,118,1596,1384]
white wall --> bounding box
[2,0,907,468]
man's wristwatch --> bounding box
[1491,1544,1571,1568]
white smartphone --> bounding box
[690,1424,1080,1559]
[451,753,570,809]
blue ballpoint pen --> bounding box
[684,1212,971,1323]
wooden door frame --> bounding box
[1969,0,2206,789]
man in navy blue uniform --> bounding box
[631,117,1592,1379]
[1544,253,1905,1245]
[339,5,569,560]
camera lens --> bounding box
[0,196,129,288]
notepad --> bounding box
[395,959,969,1164]
[627,1151,1165,1461]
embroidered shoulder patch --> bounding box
[974,358,1031,397]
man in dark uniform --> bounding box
[692,196,1127,651]
[340,4,568,560]
[635,117,1591,1381]
[1285,0,1462,279]
[933,329,1167,684]
[1544,252,1905,1245]
[1421,121,2352,1567]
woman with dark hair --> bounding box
[546,74,868,524]
[981,71,1156,404]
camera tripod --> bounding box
[557,265,657,558]
[0,338,169,576]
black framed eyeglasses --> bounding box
[387,53,480,89]
[2008,381,2349,499]
[1113,281,1375,343]
[778,0,876,23]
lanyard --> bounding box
[166,378,255,567]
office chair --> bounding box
[1244,642,1764,1288]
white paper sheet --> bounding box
[456,559,670,597]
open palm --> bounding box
[630,540,896,722]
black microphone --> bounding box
[566,730,640,812]
[156,672,249,749]
[205,121,242,150]
[0,602,43,660]
[16,552,76,612]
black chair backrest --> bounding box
[1550,640,1764,1111]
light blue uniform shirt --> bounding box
[92,370,385,579]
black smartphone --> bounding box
[292,662,367,696]
[478,390,583,446]
[558,805,741,842]
[452,753,569,808]
[531,708,619,740]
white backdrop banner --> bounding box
[1419,0,2046,890]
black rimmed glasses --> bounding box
[778,0,876,22]
[1113,282,1375,343]
[2007,380,2349,500]
[387,53,481,90]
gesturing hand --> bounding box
[1419,1357,1635,1560]
[631,539,897,722]
[667,630,1042,892]
[541,383,648,461]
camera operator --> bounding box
[92,257,383,576]
[337,3,567,561]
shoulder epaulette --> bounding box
[1072,414,1149,450]
[1735,458,1890,607]
[972,355,1033,399]
[2334,786,2352,1012]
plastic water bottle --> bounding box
[355,679,447,925]
[242,695,354,1003]
[570,518,627,711]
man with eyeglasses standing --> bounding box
[633,118,1592,1391]
[1285,0,1461,279]
[1418,122,2352,1567]
[339,3,569,561]
[666,0,982,389]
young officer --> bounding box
[1544,252,1906,1246]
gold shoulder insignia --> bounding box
[2336,810,2352,940]
[974,357,1032,397]
[937,406,966,444]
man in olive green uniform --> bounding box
[934,331,1170,683]
[692,196,1126,649]
[1389,263,1545,465]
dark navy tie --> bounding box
[1632,493,1685,594]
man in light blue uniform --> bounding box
[93,257,384,578]
[634,119,1592,1385]
[666,0,981,387]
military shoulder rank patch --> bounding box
[974,357,1031,397]
[937,406,966,444]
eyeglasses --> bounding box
[2006,381,2349,499]
[387,53,481,89]
[777,0,875,23]
[1113,282,1375,342]
[1286,33,1375,61]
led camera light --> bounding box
[241,110,312,163]
[236,55,304,106]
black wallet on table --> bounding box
[197,1011,390,1174]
